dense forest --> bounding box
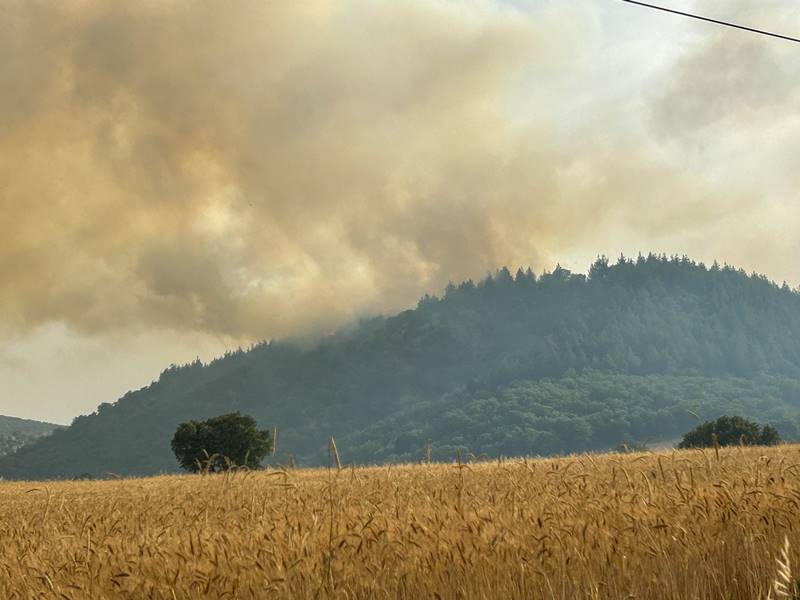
[3,254,800,479]
[0,416,62,458]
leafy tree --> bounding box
[171,412,272,472]
[677,415,782,449]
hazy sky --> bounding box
[2,0,799,423]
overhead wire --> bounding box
[620,0,800,44]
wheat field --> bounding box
[1,446,799,599]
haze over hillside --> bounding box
[0,415,61,437]
[2,254,800,479]
[0,416,62,458]
[3,0,800,428]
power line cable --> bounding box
[620,0,800,44]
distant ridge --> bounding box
[2,254,800,479]
[0,415,62,436]
[0,415,63,459]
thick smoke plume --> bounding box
[1,0,798,342]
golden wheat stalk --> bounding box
[769,536,795,599]
[329,436,342,470]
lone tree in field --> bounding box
[171,412,273,472]
[678,415,781,449]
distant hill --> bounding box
[0,416,63,458]
[3,254,800,479]
[0,415,60,436]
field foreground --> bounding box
[1,447,800,599]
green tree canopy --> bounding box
[171,412,272,472]
[677,415,781,449]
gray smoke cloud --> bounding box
[1,0,798,344]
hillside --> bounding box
[0,415,63,458]
[3,254,800,479]
[0,415,60,436]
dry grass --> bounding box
[2,445,800,599]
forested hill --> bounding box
[0,415,61,436]
[0,416,63,458]
[4,254,800,479]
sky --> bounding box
[1,0,799,424]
